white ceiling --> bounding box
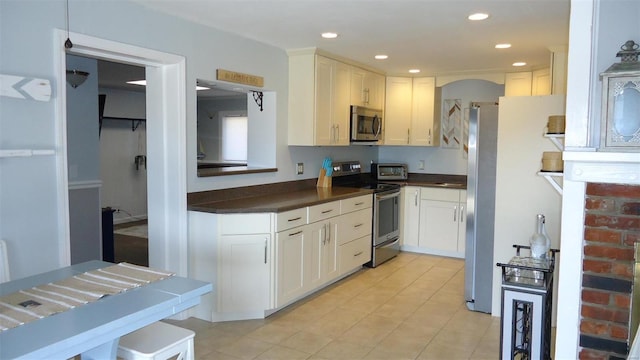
[131,0,571,76]
[97,0,571,94]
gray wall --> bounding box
[0,0,378,278]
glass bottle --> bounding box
[530,214,551,259]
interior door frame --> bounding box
[54,30,188,275]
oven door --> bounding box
[373,190,400,246]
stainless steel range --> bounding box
[331,161,402,267]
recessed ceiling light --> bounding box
[126,80,146,86]
[512,62,527,67]
[409,69,421,74]
[321,32,338,39]
[495,43,512,49]
[468,13,489,21]
[374,55,388,60]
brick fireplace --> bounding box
[579,183,640,359]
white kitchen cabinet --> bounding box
[419,199,459,252]
[308,220,339,290]
[288,51,350,145]
[399,187,465,258]
[411,77,441,146]
[275,195,371,308]
[190,194,372,322]
[532,68,551,96]
[351,67,385,110]
[384,77,413,145]
[339,235,372,275]
[400,186,421,247]
[505,72,533,96]
[189,212,273,322]
[276,225,308,306]
[384,76,440,146]
[417,188,466,258]
[219,233,272,316]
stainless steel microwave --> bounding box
[350,105,383,143]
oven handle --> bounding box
[376,191,400,201]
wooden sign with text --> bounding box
[216,69,264,87]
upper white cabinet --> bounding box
[505,72,533,96]
[288,52,351,146]
[411,77,441,146]
[384,77,441,146]
[351,67,385,110]
[288,49,384,146]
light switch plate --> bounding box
[418,160,425,170]
[296,162,304,175]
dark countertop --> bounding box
[187,173,466,215]
[188,186,373,214]
[388,173,467,190]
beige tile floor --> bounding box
[168,252,502,360]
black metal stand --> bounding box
[497,245,558,360]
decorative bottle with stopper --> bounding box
[530,214,551,259]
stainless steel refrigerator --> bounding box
[465,102,499,313]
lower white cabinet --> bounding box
[419,200,460,253]
[401,186,421,247]
[276,226,307,305]
[188,194,373,322]
[400,187,466,258]
[219,234,271,314]
[308,220,339,290]
[339,235,371,275]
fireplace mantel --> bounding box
[564,150,640,185]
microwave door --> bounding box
[373,115,381,138]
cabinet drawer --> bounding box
[276,208,308,232]
[337,208,372,245]
[308,201,340,223]
[339,235,371,275]
[221,214,272,234]
[420,187,460,202]
[340,195,372,214]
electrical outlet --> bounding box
[418,160,425,170]
[296,162,304,175]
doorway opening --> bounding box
[56,30,187,275]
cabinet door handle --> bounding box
[289,230,303,237]
[407,128,410,144]
[336,124,340,142]
[453,205,458,222]
[264,239,267,264]
[354,223,363,228]
[288,217,302,222]
[327,222,331,243]
[322,223,327,245]
[414,191,418,206]
[321,209,333,214]
[354,251,363,257]
[459,206,464,223]
[355,202,364,206]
